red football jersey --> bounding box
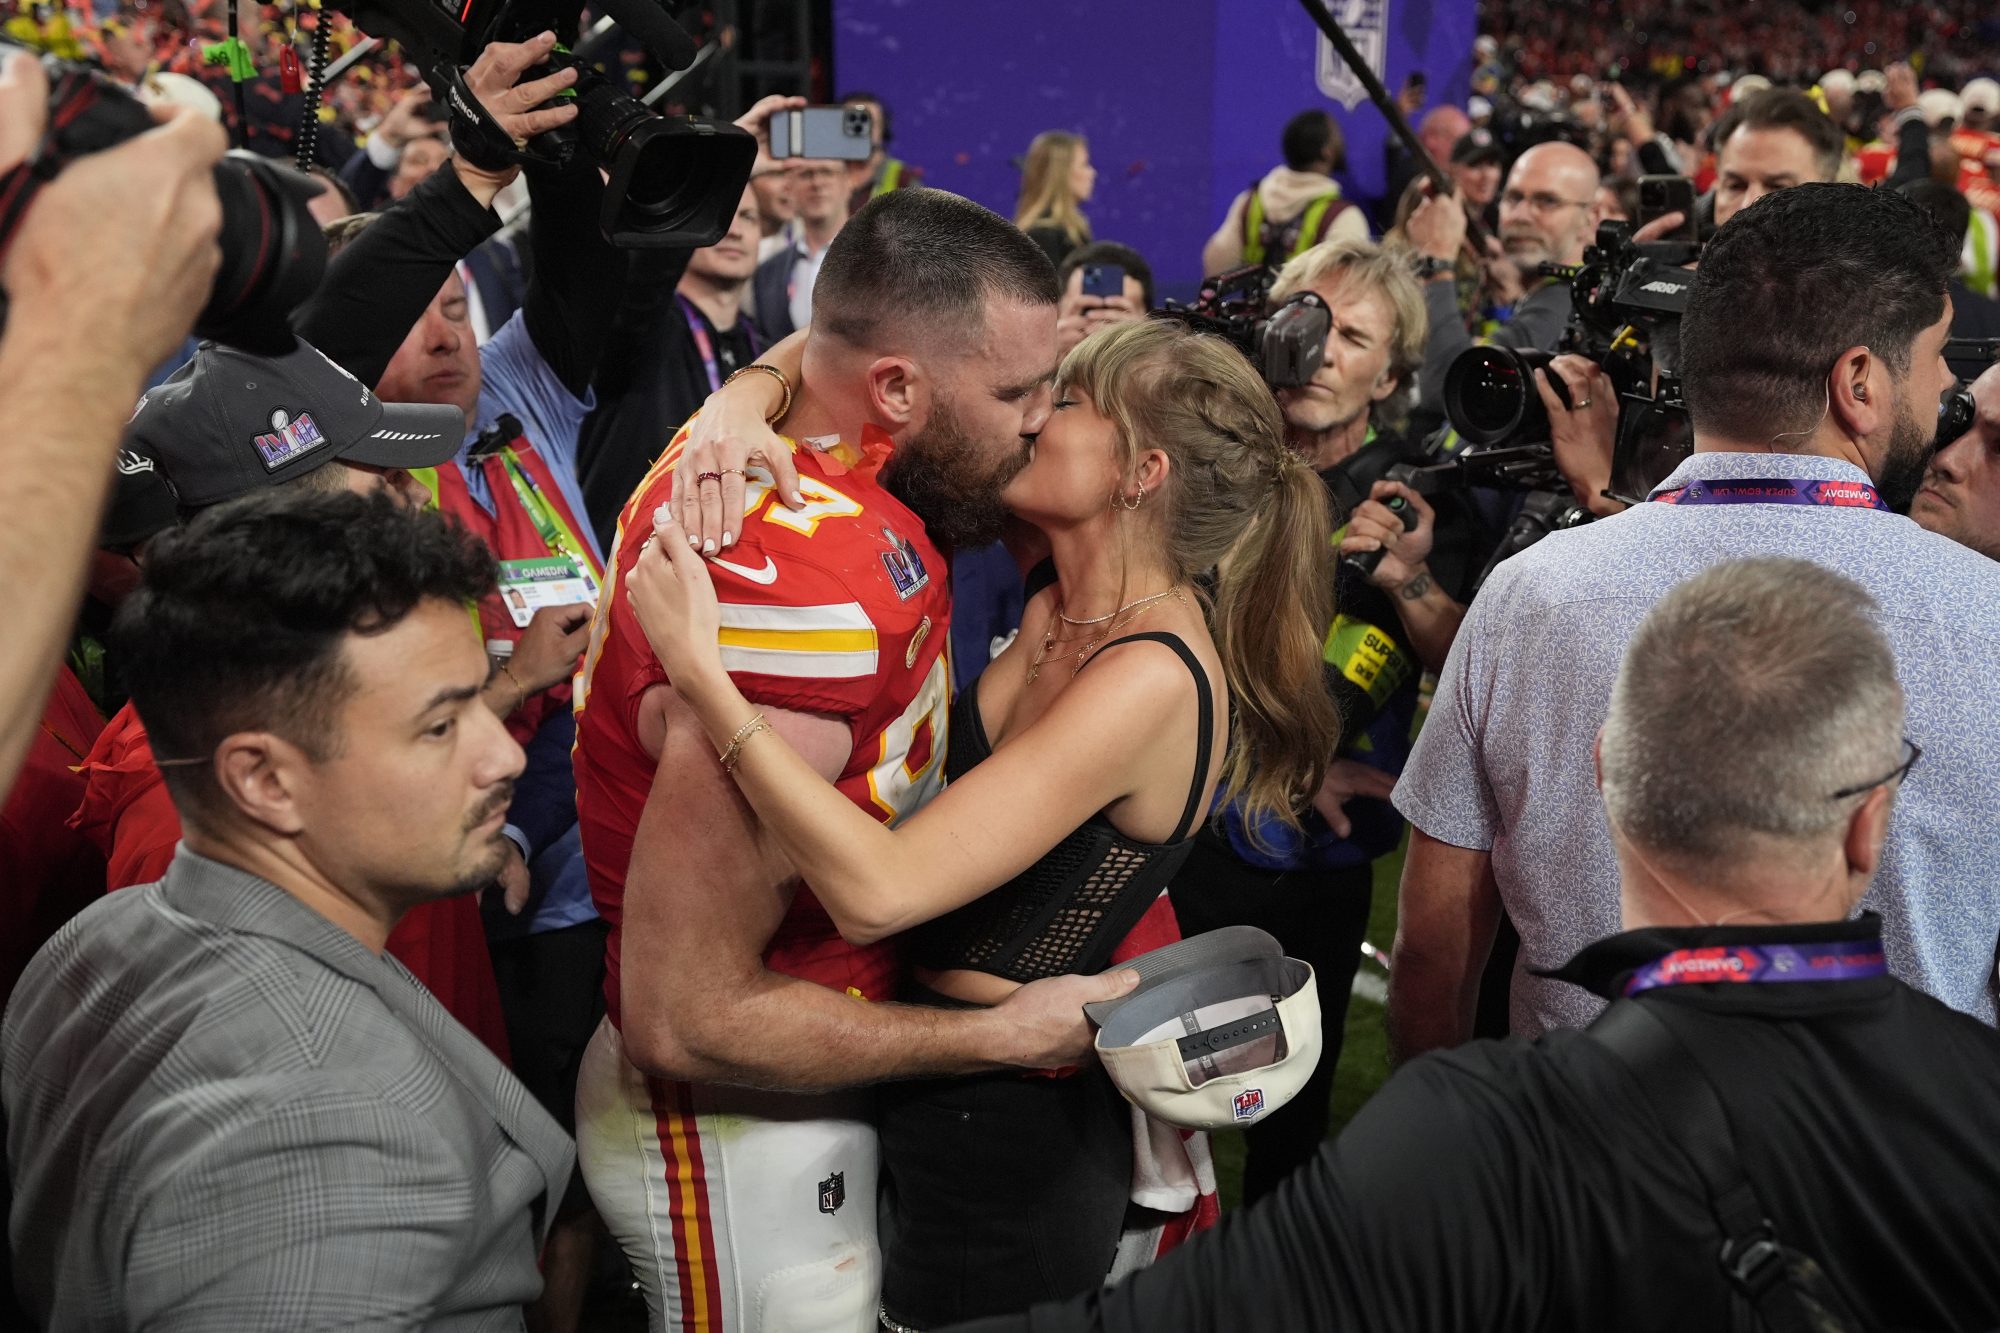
[574,425,953,1027]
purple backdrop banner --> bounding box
[832,0,1477,292]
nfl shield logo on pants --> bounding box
[818,1171,846,1215]
[1232,1088,1266,1122]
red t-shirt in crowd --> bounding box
[2,666,108,1006]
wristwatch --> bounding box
[1412,255,1455,280]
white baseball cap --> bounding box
[1821,69,1857,95]
[1085,927,1322,1132]
[1963,78,2000,115]
[1921,87,1964,127]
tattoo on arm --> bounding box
[1399,570,1434,602]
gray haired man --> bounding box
[955,558,2000,1333]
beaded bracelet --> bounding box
[723,363,795,424]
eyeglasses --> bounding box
[1829,737,1922,800]
[1500,190,1590,215]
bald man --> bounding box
[1408,141,1603,423]
[1912,361,2000,560]
[1383,105,1474,227]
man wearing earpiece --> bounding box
[1390,182,2000,1060]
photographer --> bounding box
[1408,142,1603,427]
[1054,240,1154,357]
[1169,238,1494,1204]
[1388,183,2000,1059]
[0,48,223,804]
[1912,359,2000,559]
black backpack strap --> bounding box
[1588,1001,1863,1333]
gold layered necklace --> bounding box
[1026,586,1186,683]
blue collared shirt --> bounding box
[1396,451,2000,1037]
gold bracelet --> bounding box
[723,362,794,425]
[718,712,772,775]
[497,662,527,713]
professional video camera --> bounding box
[1153,264,1331,390]
[1440,219,1699,506]
[324,0,754,248]
[0,44,325,354]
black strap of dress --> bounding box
[1082,632,1216,842]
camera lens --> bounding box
[1936,385,1976,451]
[1444,345,1556,446]
[198,154,327,355]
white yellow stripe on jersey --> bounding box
[716,601,879,678]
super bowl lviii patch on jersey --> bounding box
[879,525,930,600]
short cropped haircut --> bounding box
[1271,236,1427,420]
[1600,558,1903,861]
[1681,183,1953,443]
[1057,241,1158,310]
[1281,108,1344,173]
[814,188,1060,352]
[1900,178,1973,247]
[1712,89,1845,183]
[115,491,496,822]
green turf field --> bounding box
[1207,835,1404,1210]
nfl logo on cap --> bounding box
[1084,926,1322,1132]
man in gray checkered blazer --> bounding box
[3,492,573,1330]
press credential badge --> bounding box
[497,556,599,628]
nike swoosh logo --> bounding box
[709,554,778,585]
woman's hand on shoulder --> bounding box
[626,510,728,706]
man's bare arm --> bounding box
[618,686,1132,1091]
[1386,827,1502,1064]
[0,57,225,799]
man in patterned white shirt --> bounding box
[1390,182,2000,1055]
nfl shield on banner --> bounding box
[1315,0,1391,110]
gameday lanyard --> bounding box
[498,447,601,580]
[1651,477,1891,511]
[1623,941,1888,996]
[677,295,763,393]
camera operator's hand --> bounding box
[1535,356,1627,517]
[1631,212,1689,245]
[738,93,810,180]
[1406,184,1468,265]
[674,331,808,553]
[450,32,580,206]
[0,51,224,375]
[1339,480,1437,591]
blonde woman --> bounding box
[627,319,1338,1326]
[1015,130,1098,266]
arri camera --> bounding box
[0,46,326,353]
[1154,264,1331,390]
[325,0,754,248]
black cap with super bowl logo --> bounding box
[125,337,465,509]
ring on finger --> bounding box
[1571,397,1592,411]
[696,471,725,485]
[721,468,747,478]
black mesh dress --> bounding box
[877,632,1217,1330]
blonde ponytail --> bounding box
[1059,321,1341,835]
[1212,461,1339,832]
